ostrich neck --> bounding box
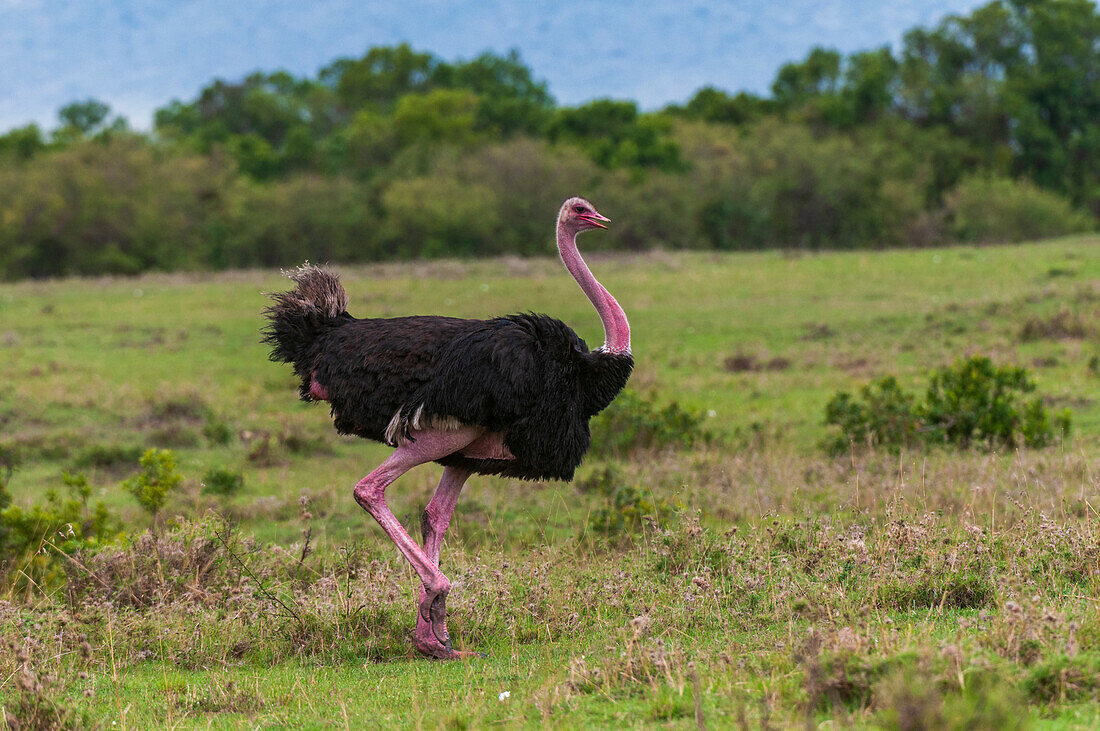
[558,225,631,354]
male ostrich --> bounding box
[262,197,632,659]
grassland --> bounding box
[0,237,1098,728]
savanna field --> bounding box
[0,238,1098,728]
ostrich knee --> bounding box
[352,478,384,516]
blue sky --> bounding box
[1,0,986,132]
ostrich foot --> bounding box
[413,588,484,660]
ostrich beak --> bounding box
[579,213,610,229]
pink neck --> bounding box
[557,224,631,354]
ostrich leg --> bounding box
[352,428,482,657]
[414,465,474,658]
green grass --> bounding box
[1,238,1099,728]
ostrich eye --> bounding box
[574,205,586,214]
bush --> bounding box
[202,415,234,446]
[823,376,919,453]
[72,443,143,470]
[824,355,1071,453]
[582,466,676,537]
[201,467,244,496]
[921,356,1070,449]
[590,389,714,457]
[947,176,1095,243]
[0,471,118,587]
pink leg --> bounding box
[352,427,482,658]
[414,465,475,658]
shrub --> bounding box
[590,389,714,457]
[72,443,143,470]
[920,356,1068,449]
[824,355,1071,453]
[823,376,919,453]
[202,467,244,496]
[1018,309,1091,342]
[0,470,118,587]
[122,448,184,522]
[946,176,1095,243]
[202,415,234,445]
[584,467,676,537]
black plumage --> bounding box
[262,266,633,481]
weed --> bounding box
[1,639,91,730]
[180,677,265,716]
[802,322,835,340]
[723,353,791,373]
[1024,654,1100,704]
[1,470,117,587]
[149,423,202,448]
[878,571,994,610]
[147,393,210,423]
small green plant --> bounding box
[0,470,118,586]
[824,355,1071,453]
[201,467,244,496]
[0,443,18,556]
[123,448,184,523]
[591,389,714,457]
[587,476,675,537]
[203,415,234,445]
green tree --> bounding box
[123,449,183,524]
[435,49,555,136]
[57,98,111,134]
[0,124,45,160]
[548,100,681,170]
[393,89,480,147]
[673,87,770,125]
[327,43,438,110]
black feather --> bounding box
[262,267,633,481]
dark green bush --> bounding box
[947,176,1094,244]
[589,481,673,534]
[201,467,244,496]
[72,443,143,469]
[825,355,1071,453]
[202,416,234,446]
[823,376,919,453]
[920,356,1070,449]
[590,389,714,457]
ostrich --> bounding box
[262,197,632,659]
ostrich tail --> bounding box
[262,263,350,365]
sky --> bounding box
[0,0,987,133]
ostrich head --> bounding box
[558,197,610,233]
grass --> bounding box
[0,237,1098,728]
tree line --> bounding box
[1,0,1097,279]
